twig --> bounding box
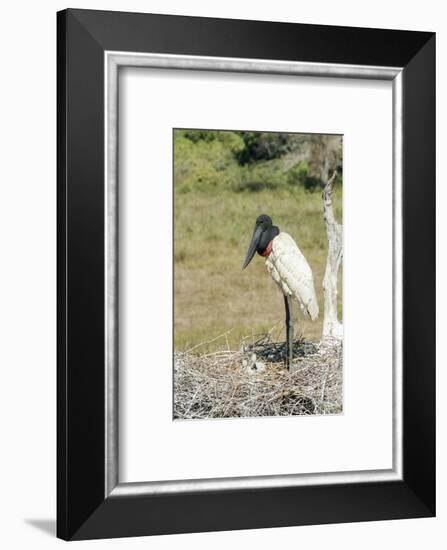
[320,366,330,406]
[185,329,233,353]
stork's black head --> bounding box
[242,214,280,270]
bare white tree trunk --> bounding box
[322,171,343,340]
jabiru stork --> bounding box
[242,214,319,369]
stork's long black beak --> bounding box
[242,225,263,270]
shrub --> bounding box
[287,161,334,192]
[174,134,243,192]
[287,161,309,187]
[232,160,286,192]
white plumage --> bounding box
[265,232,319,321]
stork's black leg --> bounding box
[284,295,294,370]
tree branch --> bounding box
[322,170,343,340]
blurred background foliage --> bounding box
[174,129,342,193]
[174,129,343,351]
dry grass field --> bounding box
[174,185,342,352]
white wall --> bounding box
[0,1,443,548]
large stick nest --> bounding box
[174,332,342,420]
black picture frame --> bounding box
[57,8,435,541]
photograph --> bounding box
[173,128,343,419]
[50,7,435,542]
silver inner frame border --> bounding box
[104,52,404,499]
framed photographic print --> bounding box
[57,9,435,541]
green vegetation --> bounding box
[174,129,342,194]
[174,129,343,351]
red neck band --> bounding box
[261,240,273,257]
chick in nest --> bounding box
[241,352,266,374]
